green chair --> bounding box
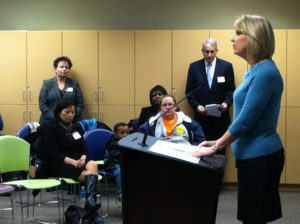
[0,135,62,224]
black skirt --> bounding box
[51,158,91,180]
[235,148,284,223]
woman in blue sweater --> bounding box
[190,15,284,224]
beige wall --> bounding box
[1,29,300,184]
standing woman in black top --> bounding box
[39,56,84,125]
[40,99,103,224]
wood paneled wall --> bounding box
[0,30,299,184]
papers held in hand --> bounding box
[149,140,200,164]
[205,104,221,117]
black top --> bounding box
[104,136,121,171]
[39,76,84,125]
[138,106,158,128]
[38,122,90,179]
[42,122,89,163]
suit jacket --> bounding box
[39,76,84,125]
[185,58,235,138]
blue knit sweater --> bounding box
[229,60,283,159]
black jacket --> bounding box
[104,136,121,171]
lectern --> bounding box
[118,132,227,224]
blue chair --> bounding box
[79,118,98,132]
[16,124,31,139]
[84,128,113,161]
[0,113,4,136]
[78,118,112,134]
[84,128,114,216]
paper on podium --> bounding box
[149,140,200,164]
[205,104,221,117]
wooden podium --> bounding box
[118,133,227,224]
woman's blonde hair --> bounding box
[234,15,275,61]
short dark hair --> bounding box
[149,85,168,106]
[113,122,129,133]
[54,98,78,122]
[53,56,73,69]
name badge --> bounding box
[176,126,184,134]
[217,76,225,83]
[66,87,73,92]
[72,131,81,140]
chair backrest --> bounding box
[0,113,3,131]
[17,124,31,139]
[0,135,30,173]
[78,118,98,133]
[84,128,113,161]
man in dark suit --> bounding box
[185,38,235,145]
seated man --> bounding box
[138,95,205,145]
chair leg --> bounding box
[102,174,109,217]
[56,188,61,224]
[60,181,65,223]
[32,192,35,217]
[9,192,14,224]
[18,189,24,224]
[76,184,81,206]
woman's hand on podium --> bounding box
[188,140,217,157]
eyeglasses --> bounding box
[161,103,174,107]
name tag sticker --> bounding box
[66,87,73,92]
[73,131,81,140]
[176,126,184,134]
[217,76,225,83]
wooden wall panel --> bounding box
[286,108,300,183]
[99,105,134,130]
[135,30,172,106]
[278,107,286,183]
[285,30,300,183]
[210,30,248,87]
[0,105,27,134]
[0,29,297,184]
[27,31,62,104]
[287,30,300,106]
[273,30,287,107]
[172,30,209,106]
[0,31,26,104]
[99,30,134,106]
[63,31,99,105]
